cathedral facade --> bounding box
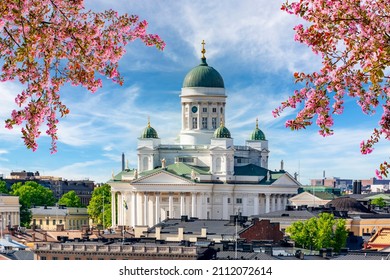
[109,45,300,228]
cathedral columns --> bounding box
[242,194,248,216]
[265,194,270,213]
[191,192,197,218]
[253,194,259,216]
[117,192,123,225]
[180,193,185,216]
[130,192,137,227]
[168,192,174,218]
[143,192,149,226]
[155,192,161,224]
[271,195,276,212]
[277,195,283,211]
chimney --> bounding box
[280,160,284,171]
[122,153,125,171]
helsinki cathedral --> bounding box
[109,42,300,228]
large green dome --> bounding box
[141,121,158,139]
[214,122,231,138]
[250,119,266,140]
[183,58,225,88]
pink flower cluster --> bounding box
[278,0,390,178]
[1,0,165,152]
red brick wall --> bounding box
[239,219,283,242]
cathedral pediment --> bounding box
[132,170,195,185]
[271,173,300,187]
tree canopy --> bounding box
[10,181,56,226]
[87,184,111,228]
[286,212,348,252]
[1,0,165,153]
[371,197,387,208]
[275,0,390,177]
[0,180,8,194]
[58,190,83,207]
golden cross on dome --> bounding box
[201,40,206,59]
[147,116,151,128]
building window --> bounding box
[53,220,56,226]
[212,107,217,113]
[41,256,47,260]
[236,198,243,204]
[202,117,208,129]
[75,258,81,260]
[59,220,63,224]
[52,257,58,260]
[207,197,210,203]
[192,117,198,129]
[212,117,217,129]
[64,257,69,260]
[33,219,36,225]
[39,219,43,225]
[203,107,207,112]
[46,219,49,226]
[227,198,231,204]
[220,107,223,113]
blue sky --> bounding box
[1,0,389,185]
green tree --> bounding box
[0,180,9,194]
[286,213,348,252]
[371,197,387,208]
[10,181,56,226]
[87,184,111,228]
[58,190,83,208]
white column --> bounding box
[117,193,123,226]
[265,194,270,213]
[111,192,116,228]
[169,193,174,218]
[148,195,154,226]
[143,192,149,226]
[182,103,185,130]
[155,192,161,224]
[222,193,229,219]
[271,195,276,212]
[180,193,185,216]
[200,192,207,219]
[253,194,259,215]
[191,192,197,218]
[277,195,282,211]
[131,192,137,227]
[137,192,143,225]
[242,194,248,216]
[202,192,207,219]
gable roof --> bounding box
[132,169,195,185]
[234,164,268,176]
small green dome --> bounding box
[250,119,266,140]
[183,58,225,88]
[141,121,158,139]
[214,122,231,138]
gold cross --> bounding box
[201,40,206,58]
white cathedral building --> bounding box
[109,44,300,228]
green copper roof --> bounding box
[250,119,266,140]
[183,58,225,88]
[213,123,231,138]
[141,121,158,139]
